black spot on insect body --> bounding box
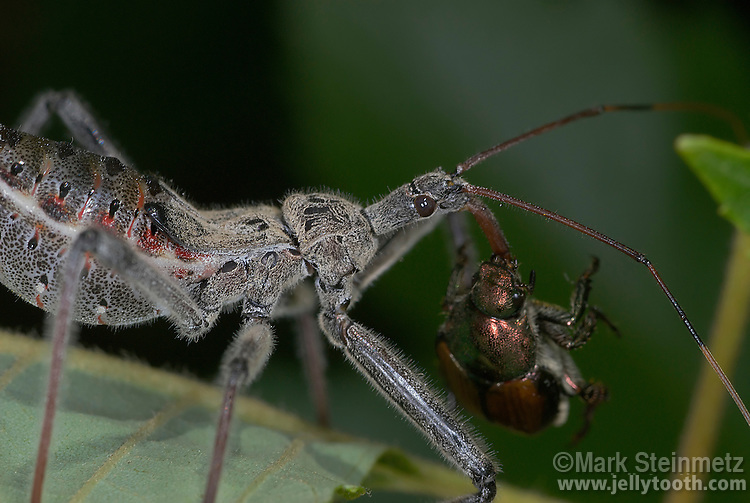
[10,162,24,176]
[144,175,163,196]
[0,127,22,149]
[144,202,168,236]
[39,274,49,287]
[303,206,329,215]
[58,181,71,199]
[104,156,125,176]
[219,260,238,273]
[56,142,76,159]
[243,217,269,232]
[109,199,121,219]
[27,235,39,250]
[198,278,210,296]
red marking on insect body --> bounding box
[82,253,93,274]
[77,191,94,220]
[35,295,45,309]
[40,196,72,223]
[134,217,204,263]
[136,226,167,255]
[173,268,191,279]
[0,163,26,189]
[564,374,580,392]
[97,212,116,228]
[125,183,146,239]
[173,244,199,261]
[135,181,145,210]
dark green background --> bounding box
[1,1,749,502]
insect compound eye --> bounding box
[413,194,437,217]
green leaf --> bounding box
[0,331,556,503]
[0,331,383,502]
[676,135,750,233]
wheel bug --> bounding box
[0,92,748,502]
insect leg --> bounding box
[32,227,211,502]
[572,381,609,444]
[204,319,276,503]
[444,212,481,300]
[465,183,750,426]
[276,218,445,429]
[271,281,332,427]
[17,90,132,163]
[319,310,497,503]
[294,308,331,426]
[533,259,618,351]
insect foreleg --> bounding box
[319,311,498,503]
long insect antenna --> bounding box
[454,102,748,176]
[462,183,750,427]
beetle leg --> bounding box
[565,378,609,444]
[535,258,619,350]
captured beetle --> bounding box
[437,212,613,439]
